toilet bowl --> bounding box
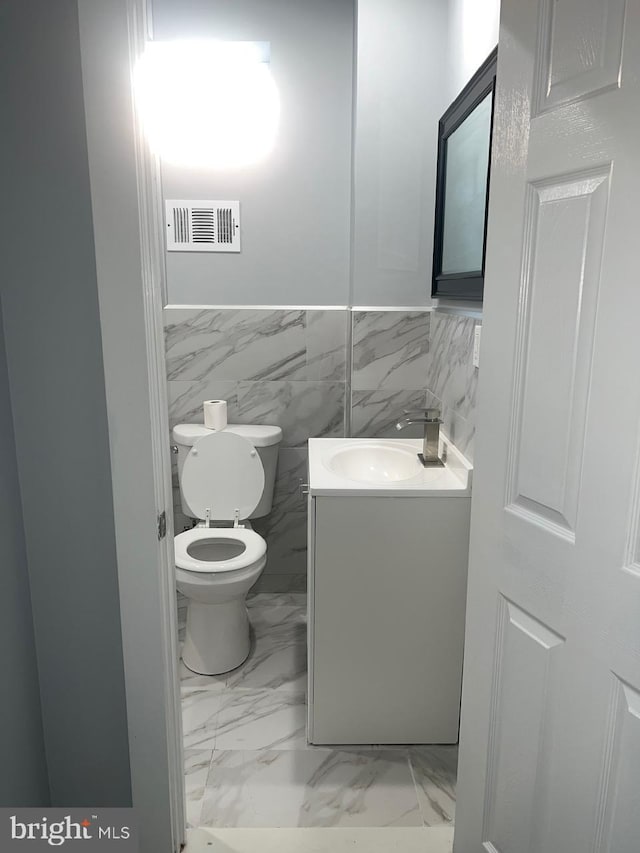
[173,424,282,675]
[175,526,267,674]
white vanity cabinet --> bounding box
[306,437,472,745]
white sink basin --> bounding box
[325,441,422,484]
[311,437,472,495]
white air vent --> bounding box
[165,200,241,252]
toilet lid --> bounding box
[181,430,265,521]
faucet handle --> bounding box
[402,407,442,422]
[423,407,442,422]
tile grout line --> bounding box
[406,748,427,829]
[198,749,217,828]
[345,310,354,437]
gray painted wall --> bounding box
[153,0,450,308]
[0,0,131,806]
[153,0,355,306]
[0,300,49,807]
[447,0,500,100]
[352,0,449,306]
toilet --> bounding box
[173,422,282,675]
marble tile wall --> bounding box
[349,310,479,458]
[351,310,432,440]
[164,307,479,591]
[165,308,348,593]
[425,312,479,462]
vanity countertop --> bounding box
[308,436,472,498]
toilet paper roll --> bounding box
[203,400,228,431]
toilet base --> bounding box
[182,598,251,675]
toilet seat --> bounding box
[175,526,266,574]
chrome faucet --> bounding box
[395,408,444,467]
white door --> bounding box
[455,1,640,851]
[78,1,185,848]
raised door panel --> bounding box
[625,449,640,575]
[595,678,640,853]
[533,0,626,114]
[506,168,610,540]
[482,598,564,853]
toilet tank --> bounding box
[172,423,282,519]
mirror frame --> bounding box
[431,47,498,301]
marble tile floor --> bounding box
[178,593,458,830]
[184,827,454,852]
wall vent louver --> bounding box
[165,200,241,252]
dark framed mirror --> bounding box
[431,48,497,301]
